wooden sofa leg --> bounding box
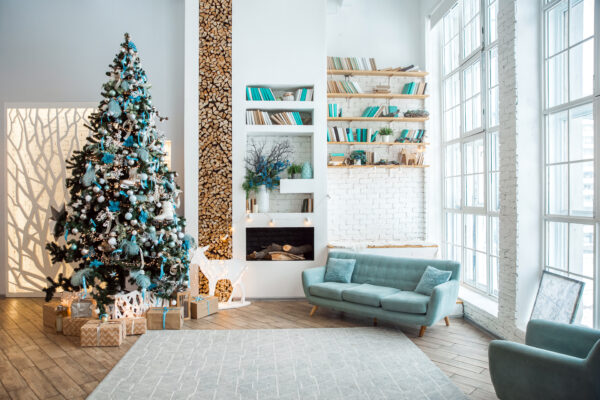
[309,305,318,317]
[373,318,378,326]
[444,316,450,326]
[419,326,427,337]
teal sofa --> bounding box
[489,319,600,400]
[301,251,461,336]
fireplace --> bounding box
[246,227,314,261]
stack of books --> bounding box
[328,104,342,117]
[328,127,378,142]
[361,105,398,118]
[246,87,275,101]
[301,198,314,213]
[401,82,427,95]
[327,80,363,94]
[328,56,377,71]
[246,198,257,213]
[294,88,314,101]
[328,153,346,166]
[397,129,426,143]
[271,112,304,125]
[246,110,272,125]
[373,85,391,94]
[400,148,425,166]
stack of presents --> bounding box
[43,291,219,347]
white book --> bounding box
[352,81,363,94]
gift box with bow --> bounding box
[190,295,219,319]
[146,307,183,330]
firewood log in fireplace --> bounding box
[248,243,313,260]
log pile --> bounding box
[198,270,233,302]
[248,243,313,261]
[198,0,232,260]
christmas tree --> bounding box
[44,33,194,315]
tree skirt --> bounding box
[89,327,467,399]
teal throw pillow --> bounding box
[324,258,356,283]
[415,266,452,295]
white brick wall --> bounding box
[327,168,426,242]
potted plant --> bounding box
[287,164,302,179]
[242,141,291,213]
[349,150,367,166]
[379,127,393,143]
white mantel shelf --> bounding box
[245,212,314,228]
[246,125,314,136]
[246,100,314,110]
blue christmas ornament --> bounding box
[101,153,115,164]
[121,80,130,91]
[108,201,120,212]
[123,136,134,147]
[90,259,103,268]
[81,162,96,187]
[107,99,122,117]
[139,210,148,223]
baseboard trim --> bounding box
[463,314,502,340]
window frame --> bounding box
[441,0,500,298]
[542,0,599,328]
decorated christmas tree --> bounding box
[44,33,194,315]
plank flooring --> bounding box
[0,298,498,399]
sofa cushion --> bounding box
[341,284,401,307]
[309,282,360,301]
[381,291,430,314]
[414,266,452,295]
[324,258,356,283]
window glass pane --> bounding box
[487,0,497,44]
[546,221,568,269]
[445,143,461,176]
[464,139,484,174]
[488,47,499,127]
[547,1,568,57]
[490,216,499,257]
[490,256,499,295]
[488,132,498,172]
[464,249,475,282]
[445,177,461,208]
[547,110,568,164]
[569,161,594,216]
[465,214,486,252]
[569,224,594,278]
[569,39,594,101]
[476,251,487,287]
[570,0,594,45]
[444,73,460,108]
[446,212,462,247]
[547,53,568,108]
[488,132,499,212]
[547,164,569,215]
[444,5,459,41]
[463,60,482,132]
[444,38,460,75]
[569,103,595,161]
[578,276,594,328]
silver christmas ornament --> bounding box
[125,212,133,220]
[98,195,105,203]
[81,248,89,256]
[93,186,100,193]
[72,228,79,234]
[108,237,117,246]
[85,195,92,202]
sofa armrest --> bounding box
[301,267,326,298]
[526,319,600,359]
[489,340,587,400]
[425,279,459,325]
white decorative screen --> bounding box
[5,105,94,295]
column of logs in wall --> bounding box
[198,0,232,260]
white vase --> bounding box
[256,185,269,213]
[382,135,391,143]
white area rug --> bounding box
[89,327,467,400]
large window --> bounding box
[543,0,597,327]
[442,0,499,297]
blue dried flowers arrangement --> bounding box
[243,140,292,194]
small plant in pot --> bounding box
[288,164,302,179]
[379,127,393,143]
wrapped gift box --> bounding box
[190,296,219,319]
[63,317,93,336]
[81,320,123,347]
[146,307,183,330]
[118,317,147,335]
[43,300,68,329]
[70,299,94,318]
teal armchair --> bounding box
[489,319,600,400]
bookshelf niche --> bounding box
[326,56,429,169]
[244,84,316,219]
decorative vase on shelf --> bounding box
[382,135,391,143]
[292,173,301,179]
[301,162,313,179]
[256,185,269,213]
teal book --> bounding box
[327,128,330,142]
[388,106,398,115]
[361,107,371,117]
[246,87,251,100]
[328,104,332,117]
[399,129,409,142]
[259,88,266,100]
[368,107,378,117]
[300,88,307,101]
[371,130,378,142]
[401,83,409,94]
[334,103,337,118]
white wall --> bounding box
[0,0,185,192]
[327,0,425,69]
[232,0,327,298]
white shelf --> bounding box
[246,100,314,110]
[246,125,314,137]
[279,179,315,193]
[245,212,314,228]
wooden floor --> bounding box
[0,298,498,400]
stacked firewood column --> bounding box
[198,0,232,260]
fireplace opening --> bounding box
[246,227,314,261]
